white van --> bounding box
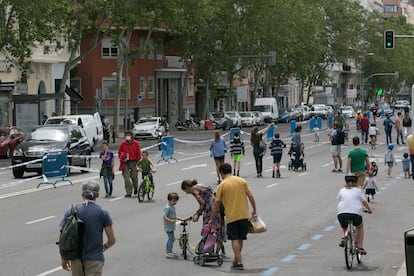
[44,112,103,150]
[253,97,279,123]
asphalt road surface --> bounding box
[0,120,412,276]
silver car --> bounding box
[224,111,242,128]
[239,111,255,127]
[132,117,168,139]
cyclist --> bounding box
[137,151,156,185]
[337,175,372,255]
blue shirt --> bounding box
[163,204,176,232]
[210,137,227,157]
[292,132,301,146]
[60,202,113,261]
[99,150,114,167]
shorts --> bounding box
[337,213,363,228]
[214,156,225,162]
[387,162,394,168]
[330,145,341,156]
[233,154,242,162]
[227,219,249,241]
[272,153,282,163]
[369,135,376,139]
[354,171,366,188]
[365,188,376,195]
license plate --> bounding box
[26,163,42,168]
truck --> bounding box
[253,97,279,123]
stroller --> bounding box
[288,143,307,171]
[193,225,223,266]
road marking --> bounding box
[26,216,55,225]
[324,226,336,232]
[265,168,273,172]
[266,183,279,188]
[380,187,387,190]
[297,243,311,250]
[245,162,253,166]
[322,163,330,167]
[281,255,296,262]
[166,181,181,186]
[36,266,62,276]
[262,267,279,275]
[298,172,307,177]
[180,164,207,171]
[109,196,125,202]
[311,234,323,240]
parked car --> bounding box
[278,109,291,123]
[224,111,242,128]
[377,102,394,117]
[239,111,255,127]
[0,127,26,158]
[310,104,328,119]
[394,100,410,110]
[339,106,356,118]
[300,106,312,120]
[326,105,335,117]
[12,125,92,178]
[132,116,168,139]
[292,107,304,121]
[209,112,232,129]
[252,111,264,126]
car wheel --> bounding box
[13,167,24,178]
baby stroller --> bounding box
[193,225,223,266]
[288,143,307,171]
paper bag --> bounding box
[248,215,267,234]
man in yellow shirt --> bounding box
[209,163,257,270]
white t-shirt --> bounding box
[368,126,378,136]
[336,187,365,216]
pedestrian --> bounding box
[345,136,371,188]
[343,122,350,144]
[402,152,410,178]
[337,175,372,255]
[334,110,345,129]
[383,113,394,144]
[360,113,370,144]
[181,179,226,255]
[210,130,227,184]
[163,192,179,258]
[330,122,343,172]
[384,143,396,177]
[371,105,378,122]
[269,132,286,178]
[99,142,114,197]
[137,150,156,185]
[355,112,362,131]
[408,135,414,180]
[230,132,245,176]
[291,125,302,168]
[209,163,257,271]
[250,126,271,177]
[403,111,412,137]
[118,130,142,197]
[363,171,379,202]
[368,123,379,149]
[395,112,405,144]
[60,180,116,275]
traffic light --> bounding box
[377,88,383,96]
[384,30,394,49]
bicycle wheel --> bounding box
[182,235,188,260]
[356,248,362,264]
[137,182,145,202]
[345,235,354,269]
[147,182,155,200]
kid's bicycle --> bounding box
[137,171,154,202]
[176,216,193,260]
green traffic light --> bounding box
[387,42,391,47]
[377,88,383,95]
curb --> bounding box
[396,261,406,276]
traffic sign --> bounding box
[138,95,142,105]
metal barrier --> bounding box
[229,128,241,142]
[37,150,72,188]
[309,118,315,132]
[327,116,333,127]
[158,136,177,164]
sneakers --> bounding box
[124,194,131,198]
[331,169,337,173]
[357,248,367,255]
[165,252,178,258]
[337,168,343,173]
[231,262,244,270]
[339,238,345,247]
[134,188,138,195]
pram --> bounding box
[193,225,223,266]
[288,143,307,171]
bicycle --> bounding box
[343,220,361,270]
[176,216,193,260]
[137,171,154,202]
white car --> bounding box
[252,111,264,126]
[239,111,255,127]
[394,100,410,110]
[224,111,242,128]
[132,117,168,139]
[340,106,356,118]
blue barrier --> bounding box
[290,120,296,136]
[266,124,276,141]
[158,136,177,164]
[327,116,333,127]
[309,118,315,132]
[317,117,322,129]
[37,150,72,188]
[367,112,370,119]
[229,127,241,142]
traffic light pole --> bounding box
[362,71,399,109]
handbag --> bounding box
[248,215,267,234]
[259,140,267,155]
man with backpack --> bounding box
[330,122,344,172]
[59,181,116,276]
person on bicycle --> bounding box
[137,151,156,185]
[368,123,379,149]
[337,175,372,255]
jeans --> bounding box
[166,231,174,253]
[396,129,404,144]
[253,147,263,173]
[103,175,113,195]
[360,129,368,144]
[385,129,392,144]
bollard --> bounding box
[266,124,276,141]
[290,120,296,136]
[327,116,333,127]
[317,117,322,129]
[367,111,370,120]
[405,228,414,276]
[309,118,315,132]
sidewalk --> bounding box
[396,261,406,276]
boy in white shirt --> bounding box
[368,123,379,149]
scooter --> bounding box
[157,128,167,150]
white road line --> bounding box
[26,216,55,225]
[298,172,308,177]
[244,162,253,166]
[109,196,124,202]
[36,266,62,276]
[180,164,207,171]
[267,183,279,188]
[166,181,181,186]
[322,163,331,167]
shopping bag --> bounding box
[248,215,267,234]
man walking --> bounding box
[360,113,370,144]
[395,112,405,144]
[345,136,371,188]
[60,181,116,276]
[209,163,257,270]
[118,130,142,197]
[330,122,343,172]
[383,113,394,144]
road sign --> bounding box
[138,95,142,105]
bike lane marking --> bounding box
[261,267,279,276]
[26,216,55,225]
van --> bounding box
[44,112,103,150]
[253,97,279,123]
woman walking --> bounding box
[250,126,271,177]
[210,131,227,184]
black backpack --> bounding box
[58,204,84,260]
[336,129,345,145]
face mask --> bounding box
[125,135,131,141]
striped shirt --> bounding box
[230,138,245,155]
[270,138,285,156]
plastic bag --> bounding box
[248,215,267,234]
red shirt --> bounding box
[118,139,141,170]
[360,117,370,130]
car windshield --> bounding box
[136,121,157,126]
[211,113,224,119]
[379,103,390,109]
[0,129,9,138]
[138,118,158,124]
[239,112,251,117]
[342,106,352,111]
[45,118,65,124]
[254,105,270,112]
[26,128,67,142]
[314,106,325,111]
[225,112,236,117]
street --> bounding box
[0,120,412,276]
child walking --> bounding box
[343,123,350,144]
[163,192,179,258]
[270,132,286,178]
[384,143,396,176]
[230,132,245,176]
[402,152,410,178]
[99,141,114,197]
[362,171,379,202]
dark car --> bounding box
[12,125,92,178]
[0,127,25,158]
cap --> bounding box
[82,180,100,199]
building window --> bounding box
[384,5,398,13]
[148,77,154,98]
[102,38,118,58]
[140,77,146,98]
[102,78,128,99]
[70,78,81,94]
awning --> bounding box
[65,85,83,103]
